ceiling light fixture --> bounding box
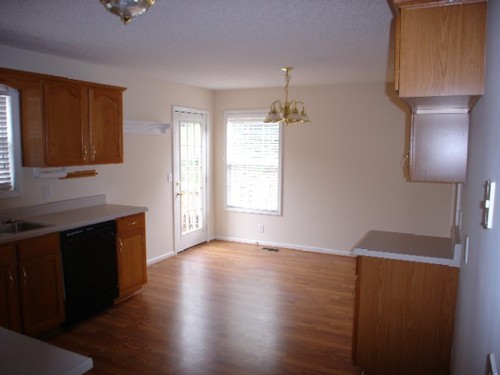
[100,0,155,25]
[264,67,311,125]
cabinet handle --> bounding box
[8,272,13,289]
[22,267,27,285]
[83,145,88,161]
[92,145,96,161]
[402,151,410,177]
[128,221,138,226]
[119,238,123,253]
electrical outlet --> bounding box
[258,224,264,233]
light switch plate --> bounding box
[483,181,496,229]
[463,236,469,264]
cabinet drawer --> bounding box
[0,243,16,264]
[17,233,60,261]
[117,213,145,232]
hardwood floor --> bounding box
[48,241,360,375]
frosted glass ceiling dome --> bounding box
[100,0,155,24]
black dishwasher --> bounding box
[60,220,118,327]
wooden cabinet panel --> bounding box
[89,86,123,164]
[0,243,21,332]
[18,234,65,337]
[397,2,486,98]
[354,256,458,375]
[409,113,469,182]
[44,81,87,166]
[116,213,147,300]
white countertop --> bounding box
[0,203,147,245]
[0,327,92,375]
[352,230,461,267]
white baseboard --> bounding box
[147,251,175,267]
[214,235,354,257]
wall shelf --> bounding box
[124,120,171,135]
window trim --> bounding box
[224,110,283,216]
[0,85,22,199]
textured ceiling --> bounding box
[0,0,394,90]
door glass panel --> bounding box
[180,120,203,236]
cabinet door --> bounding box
[89,86,123,164]
[409,113,469,182]
[0,244,21,332]
[355,256,458,375]
[397,2,486,97]
[44,81,87,166]
[18,234,65,337]
[116,214,147,299]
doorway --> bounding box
[173,107,208,253]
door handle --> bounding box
[177,191,185,196]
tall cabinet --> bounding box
[390,0,487,182]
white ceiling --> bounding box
[0,0,395,90]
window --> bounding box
[225,111,282,215]
[0,84,22,198]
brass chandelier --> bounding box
[264,67,311,125]
[100,0,155,24]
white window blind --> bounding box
[226,111,282,215]
[0,84,21,198]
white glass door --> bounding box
[173,108,207,253]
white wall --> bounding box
[451,1,500,373]
[0,45,214,263]
[214,83,454,253]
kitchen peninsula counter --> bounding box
[352,230,460,267]
[353,230,460,373]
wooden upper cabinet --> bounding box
[409,113,469,182]
[392,1,486,109]
[0,67,125,167]
[44,80,87,166]
[391,0,484,9]
[89,86,123,164]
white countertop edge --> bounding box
[353,247,461,268]
[0,326,93,375]
[61,357,93,375]
[0,204,148,245]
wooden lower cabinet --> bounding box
[116,213,147,300]
[0,243,21,332]
[354,256,458,375]
[1,234,66,337]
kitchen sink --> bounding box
[0,220,51,235]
